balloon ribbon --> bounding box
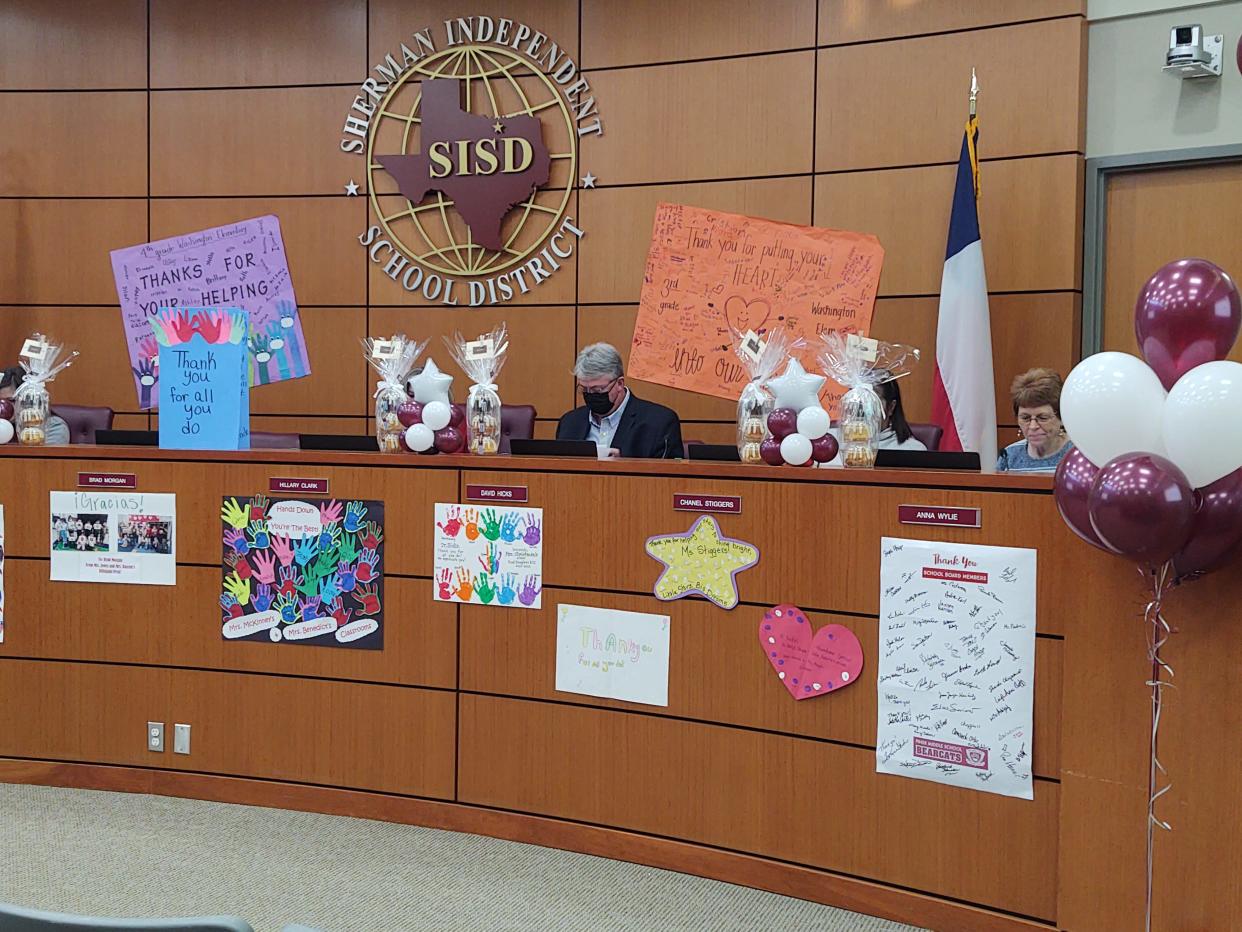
[1143,561,1175,932]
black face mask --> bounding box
[583,391,615,416]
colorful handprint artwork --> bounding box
[433,503,543,609]
[219,495,384,649]
[111,215,311,409]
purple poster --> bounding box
[110,215,310,409]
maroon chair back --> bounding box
[909,422,944,451]
[249,431,301,450]
[51,405,114,444]
[449,403,537,454]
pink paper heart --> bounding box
[758,604,864,700]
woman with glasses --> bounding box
[996,368,1073,472]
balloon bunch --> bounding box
[757,359,838,466]
[401,359,466,455]
[1054,257,1241,932]
[0,398,14,444]
[1056,258,1242,582]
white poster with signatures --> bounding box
[875,537,1037,799]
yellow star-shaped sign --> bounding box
[645,515,759,610]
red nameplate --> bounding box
[466,484,529,503]
[673,493,742,514]
[898,505,981,528]
[77,472,136,489]
[269,477,330,495]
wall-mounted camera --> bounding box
[1164,24,1223,78]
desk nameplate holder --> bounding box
[269,477,330,495]
[77,472,137,490]
[897,504,982,528]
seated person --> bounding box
[0,366,70,445]
[557,343,682,459]
[996,367,1073,473]
[822,377,925,466]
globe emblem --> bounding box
[367,45,577,277]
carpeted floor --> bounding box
[0,783,925,932]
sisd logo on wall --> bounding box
[339,15,604,306]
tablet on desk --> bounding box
[96,429,158,446]
[687,443,741,462]
[509,438,598,458]
[874,449,981,471]
[299,434,377,452]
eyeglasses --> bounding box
[1017,413,1058,426]
[577,378,619,395]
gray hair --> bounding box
[572,342,624,381]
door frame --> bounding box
[1082,143,1242,356]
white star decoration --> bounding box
[581,172,597,189]
[408,357,454,405]
[344,179,359,196]
[767,357,826,411]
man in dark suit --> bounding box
[556,343,683,459]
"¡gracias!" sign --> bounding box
[340,16,604,307]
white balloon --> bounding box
[1163,360,1242,487]
[404,423,435,452]
[1061,352,1166,467]
[779,432,812,466]
[796,405,830,440]
[421,400,451,431]
[0,420,12,444]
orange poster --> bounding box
[628,204,884,412]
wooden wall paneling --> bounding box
[0,306,139,414]
[581,0,815,69]
[150,87,364,196]
[585,53,814,187]
[149,0,366,88]
[575,305,737,421]
[0,1,147,90]
[0,200,147,305]
[816,17,1085,170]
[1101,163,1242,357]
[113,414,150,431]
[366,192,579,308]
[369,0,580,67]
[458,694,1059,919]
[869,293,1079,425]
[150,198,368,306]
[0,456,455,573]
[463,467,1089,633]
[0,660,457,798]
[1,564,457,690]
[0,92,147,197]
[1055,549,1154,930]
[249,308,368,417]
[577,177,812,304]
[814,155,1083,296]
[819,0,1084,45]
[369,305,577,421]
[459,586,1062,777]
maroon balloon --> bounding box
[434,425,465,454]
[1054,448,1115,553]
[810,433,839,463]
[448,404,466,429]
[1173,466,1242,582]
[396,401,423,427]
[767,408,797,440]
[1088,453,1196,566]
[759,437,784,466]
[1135,257,1241,390]
[0,398,12,421]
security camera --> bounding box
[1164,24,1223,78]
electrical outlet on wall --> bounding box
[147,722,165,752]
[173,723,191,755]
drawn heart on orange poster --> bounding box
[723,295,771,335]
[758,604,864,700]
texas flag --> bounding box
[930,114,997,471]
